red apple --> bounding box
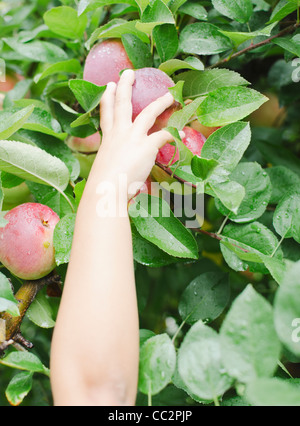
[148,102,182,134]
[156,126,206,166]
[0,203,59,280]
[83,39,134,86]
[67,132,101,153]
[131,67,176,121]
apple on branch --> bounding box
[0,203,59,280]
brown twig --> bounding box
[0,272,61,355]
[210,22,300,69]
[155,161,196,188]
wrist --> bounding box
[81,173,129,218]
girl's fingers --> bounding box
[114,69,135,124]
[134,92,175,132]
[100,82,117,133]
[148,129,185,150]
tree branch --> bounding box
[0,272,61,355]
[210,22,300,69]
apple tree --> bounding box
[0,0,300,406]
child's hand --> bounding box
[91,69,183,199]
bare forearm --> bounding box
[50,70,177,406]
[50,178,139,406]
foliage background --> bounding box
[0,0,300,406]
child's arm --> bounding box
[50,70,180,406]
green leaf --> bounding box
[179,1,207,20]
[168,81,184,107]
[220,221,283,274]
[3,38,68,63]
[74,179,86,206]
[168,0,188,13]
[137,0,175,33]
[220,285,281,383]
[191,156,219,181]
[201,122,251,172]
[0,106,34,140]
[139,329,156,347]
[0,272,19,317]
[245,378,300,406]
[0,352,50,377]
[26,291,56,329]
[215,162,272,223]
[138,333,176,395]
[255,139,300,177]
[27,182,75,218]
[53,213,76,266]
[179,23,233,56]
[158,57,204,75]
[220,23,277,48]
[153,24,178,62]
[212,0,253,23]
[0,140,70,193]
[165,126,194,166]
[197,87,268,127]
[5,371,33,407]
[69,79,106,113]
[168,97,204,130]
[121,34,152,68]
[174,69,249,98]
[178,321,232,401]
[0,106,65,139]
[273,186,300,243]
[129,194,199,259]
[268,0,299,24]
[273,35,300,58]
[258,254,287,285]
[44,6,88,39]
[78,0,137,15]
[34,59,82,83]
[274,261,300,357]
[207,169,246,214]
[15,130,80,182]
[178,272,230,325]
[86,19,149,50]
[168,164,202,186]
[267,166,300,204]
[3,79,33,109]
[132,224,178,267]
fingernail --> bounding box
[122,69,135,78]
[107,81,116,89]
[166,92,174,100]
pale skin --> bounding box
[50,69,183,406]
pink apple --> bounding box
[67,132,101,153]
[148,102,182,134]
[131,67,176,121]
[83,39,134,86]
[0,203,60,280]
[156,126,206,166]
